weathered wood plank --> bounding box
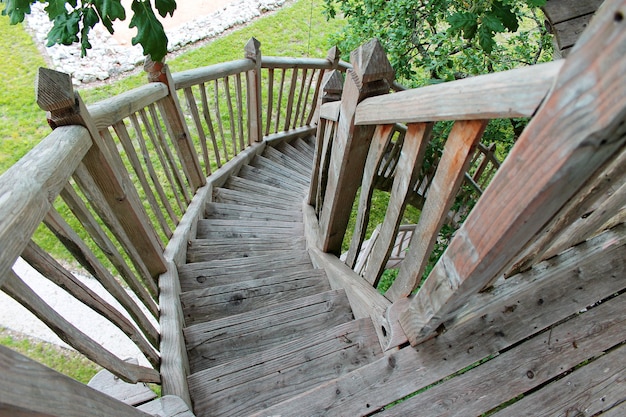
[553,13,596,50]
[401,0,626,344]
[363,123,433,285]
[490,343,626,417]
[172,59,254,90]
[137,395,195,417]
[184,289,353,372]
[255,226,626,416]
[250,154,310,185]
[345,124,395,268]
[599,401,626,417]
[183,86,212,176]
[187,237,306,262]
[2,272,160,384]
[263,145,312,176]
[245,37,262,144]
[386,120,487,301]
[212,187,302,210]
[275,141,313,169]
[224,175,304,201]
[204,202,303,222]
[188,318,381,417]
[354,60,563,125]
[88,359,157,406]
[178,251,313,292]
[237,164,307,194]
[0,345,151,417]
[196,220,303,240]
[0,125,91,288]
[261,56,337,70]
[180,269,330,323]
[378,294,626,417]
[542,0,604,24]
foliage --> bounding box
[1,0,174,61]
[323,0,552,86]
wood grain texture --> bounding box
[136,395,195,417]
[543,0,603,24]
[354,60,563,125]
[0,125,91,287]
[88,361,157,406]
[401,0,626,344]
[386,120,487,301]
[0,345,151,417]
[172,59,254,90]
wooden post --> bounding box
[318,39,395,254]
[308,69,344,207]
[245,38,263,144]
[145,57,205,190]
[399,0,626,345]
[36,68,167,279]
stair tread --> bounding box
[237,164,307,194]
[293,137,316,157]
[195,218,303,240]
[187,237,306,262]
[224,175,305,200]
[178,250,313,292]
[204,202,303,222]
[213,187,302,210]
[250,154,310,185]
[180,269,330,324]
[187,317,382,417]
[184,287,351,373]
[275,141,314,169]
[263,146,313,176]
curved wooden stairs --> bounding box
[178,136,383,416]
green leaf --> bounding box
[130,0,168,61]
[155,0,176,18]
[80,7,100,56]
[47,10,80,46]
[491,0,519,32]
[93,0,126,33]
[447,12,478,36]
[44,0,67,20]
[525,0,546,7]
[477,24,496,53]
[1,0,33,24]
[482,13,505,33]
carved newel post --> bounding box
[317,39,395,255]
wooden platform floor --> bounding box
[177,137,626,416]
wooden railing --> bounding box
[0,40,338,414]
[309,0,626,348]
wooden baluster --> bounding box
[145,58,205,190]
[308,70,344,207]
[284,68,299,131]
[183,86,212,175]
[235,72,245,151]
[265,67,275,136]
[385,120,488,301]
[36,68,167,279]
[318,39,395,254]
[362,122,433,286]
[198,84,222,168]
[344,124,396,269]
[399,0,626,345]
[307,46,341,126]
[245,37,263,143]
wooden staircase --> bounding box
[178,137,384,417]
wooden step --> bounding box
[204,202,303,223]
[187,317,382,417]
[223,175,304,201]
[292,137,315,160]
[87,360,157,406]
[187,236,306,262]
[137,395,195,417]
[213,187,302,210]
[195,218,303,240]
[263,146,312,176]
[180,269,330,324]
[178,250,313,292]
[250,154,310,186]
[274,141,313,169]
[237,164,307,194]
[184,289,353,372]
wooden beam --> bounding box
[245,38,263,144]
[355,60,563,125]
[400,0,626,345]
[0,125,91,288]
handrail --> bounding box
[172,59,255,89]
[355,60,563,125]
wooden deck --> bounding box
[174,135,626,416]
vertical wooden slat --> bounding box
[213,79,230,161]
[43,209,160,349]
[292,68,308,127]
[318,40,395,254]
[245,37,262,144]
[2,272,160,384]
[139,108,187,213]
[307,46,341,126]
[299,68,316,126]
[284,68,299,131]
[183,86,212,175]
[362,122,433,286]
[274,69,287,133]
[113,120,173,239]
[223,76,238,154]
[21,240,160,368]
[315,120,336,215]
[345,124,395,268]
[235,72,245,151]
[129,113,179,226]
[265,67,275,136]
[399,0,626,344]
[385,120,488,301]
[199,83,222,169]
